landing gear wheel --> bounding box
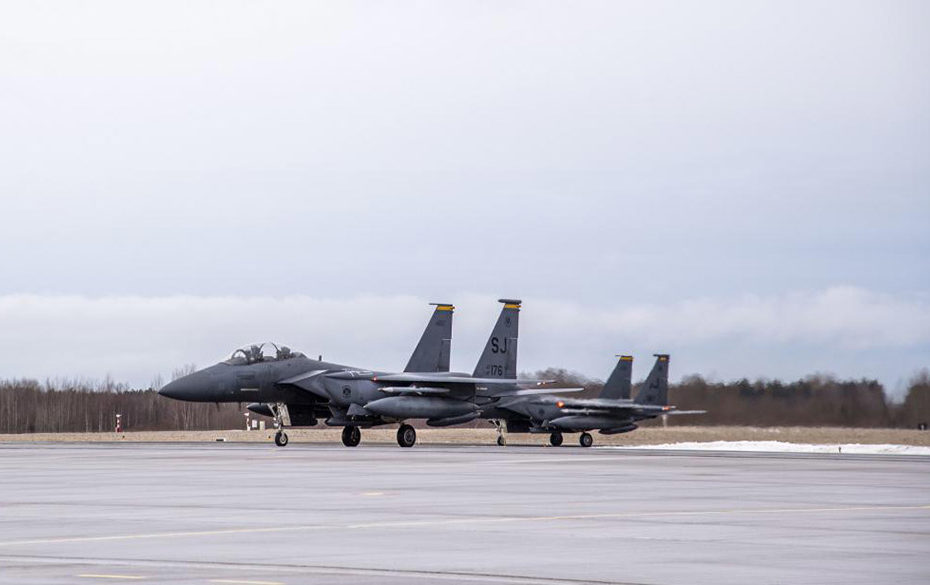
[274,431,289,447]
[342,425,361,447]
[549,432,563,447]
[397,424,416,448]
[491,420,506,447]
[579,432,593,448]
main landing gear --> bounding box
[579,432,594,448]
[492,420,506,446]
[549,432,563,447]
[397,424,416,448]
[274,431,289,447]
[342,425,361,447]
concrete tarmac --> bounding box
[0,442,927,585]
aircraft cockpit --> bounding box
[224,342,305,365]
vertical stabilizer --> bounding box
[600,355,633,400]
[404,303,454,372]
[472,299,521,378]
[635,354,670,405]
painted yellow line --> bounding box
[210,580,284,585]
[78,574,146,580]
[3,504,927,548]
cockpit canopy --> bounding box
[224,342,305,365]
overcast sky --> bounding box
[1,1,927,396]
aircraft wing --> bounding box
[372,373,553,386]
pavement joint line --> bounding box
[77,574,146,580]
[0,555,641,585]
[1,504,927,547]
[210,579,284,585]
[344,504,930,528]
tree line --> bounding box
[533,367,930,428]
[0,370,927,433]
[0,379,245,434]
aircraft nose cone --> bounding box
[158,379,183,399]
[158,377,198,401]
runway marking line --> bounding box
[344,504,930,529]
[210,579,284,585]
[77,574,146,580]
[3,504,927,547]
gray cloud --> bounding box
[0,2,926,393]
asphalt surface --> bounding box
[0,442,927,585]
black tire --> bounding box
[549,432,563,447]
[342,425,361,447]
[274,431,288,447]
[397,424,416,448]
[579,432,593,448]
[497,435,506,447]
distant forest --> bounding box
[0,370,928,434]
[537,368,930,429]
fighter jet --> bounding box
[158,302,456,447]
[494,354,704,447]
[158,300,559,448]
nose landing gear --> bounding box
[270,403,292,447]
[579,432,593,448]
[396,424,416,448]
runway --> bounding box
[0,443,927,584]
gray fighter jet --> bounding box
[494,354,704,447]
[158,300,557,447]
[158,302,456,447]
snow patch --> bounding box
[605,441,930,456]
